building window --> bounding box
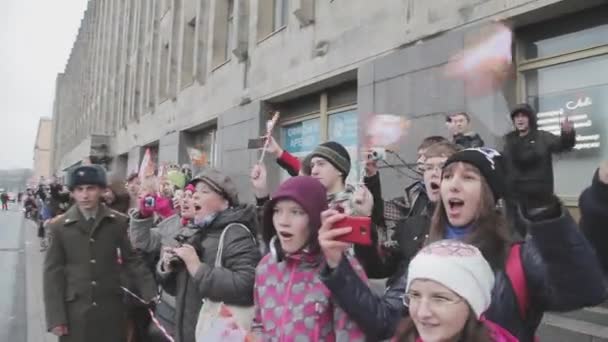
[328,109,359,183]
[160,42,170,102]
[273,0,289,31]
[257,0,288,41]
[226,0,234,59]
[161,0,171,15]
[276,82,359,182]
[212,0,233,68]
[183,125,218,170]
[517,6,608,202]
[181,16,197,88]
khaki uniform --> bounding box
[43,204,157,342]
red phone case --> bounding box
[332,216,372,246]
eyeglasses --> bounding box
[402,292,463,309]
[421,163,445,172]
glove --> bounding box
[521,194,562,222]
[139,195,156,218]
[155,196,175,219]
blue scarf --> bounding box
[445,223,473,240]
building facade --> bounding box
[51,0,608,204]
[33,118,53,182]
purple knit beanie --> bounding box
[262,176,328,248]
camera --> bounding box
[144,196,156,208]
[166,234,189,269]
[366,147,386,162]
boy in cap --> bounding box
[43,165,156,342]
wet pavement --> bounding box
[0,203,26,342]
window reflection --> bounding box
[525,24,608,59]
[524,55,608,198]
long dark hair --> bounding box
[392,311,493,342]
[428,163,511,270]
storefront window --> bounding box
[522,24,608,200]
[183,127,217,172]
[328,109,359,184]
[276,83,358,182]
[281,117,320,179]
[523,23,608,59]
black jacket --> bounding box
[453,132,485,149]
[579,169,608,275]
[157,205,261,342]
[319,203,606,341]
[503,124,575,199]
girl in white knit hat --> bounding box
[393,240,517,342]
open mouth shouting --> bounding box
[429,181,440,191]
[445,197,465,220]
[426,181,441,200]
[278,231,294,241]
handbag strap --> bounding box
[214,223,255,268]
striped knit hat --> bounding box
[310,141,351,178]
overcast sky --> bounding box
[0,0,87,169]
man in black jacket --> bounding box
[449,112,485,149]
[503,103,575,236]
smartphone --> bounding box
[332,216,372,246]
[247,138,266,149]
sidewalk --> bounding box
[24,218,54,342]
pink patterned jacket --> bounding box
[251,249,368,342]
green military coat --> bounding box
[43,204,157,342]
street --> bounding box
[0,203,26,342]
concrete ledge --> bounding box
[543,312,608,340]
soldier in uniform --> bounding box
[43,165,157,342]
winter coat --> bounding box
[320,202,606,341]
[129,212,183,253]
[156,204,261,342]
[129,212,183,335]
[502,111,575,199]
[43,204,157,342]
[384,181,428,229]
[579,168,608,275]
[251,244,367,341]
[453,132,485,149]
[384,207,434,280]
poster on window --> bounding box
[534,84,607,158]
[328,110,359,184]
[281,119,320,179]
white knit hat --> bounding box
[406,240,495,318]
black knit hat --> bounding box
[68,165,107,191]
[443,148,505,202]
[309,141,351,178]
